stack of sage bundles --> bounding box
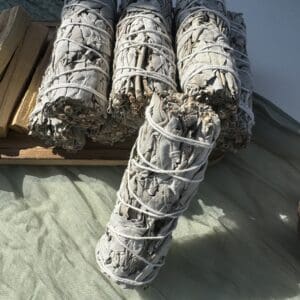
[176,0,243,152]
[93,0,176,144]
[96,92,220,287]
[228,11,254,148]
[29,0,116,151]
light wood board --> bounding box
[0,22,48,137]
[0,6,30,78]
[0,131,133,166]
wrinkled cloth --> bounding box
[0,0,63,21]
[0,94,300,299]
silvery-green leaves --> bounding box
[92,0,176,144]
[29,0,116,151]
[175,0,243,152]
[96,92,220,288]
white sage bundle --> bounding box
[175,0,241,152]
[93,0,176,144]
[227,11,254,149]
[29,0,116,151]
[96,92,220,288]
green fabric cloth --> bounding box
[0,0,63,21]
[0,95,300,300]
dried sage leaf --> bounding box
[96,92,220,288]
[92,0,176,144]
[29,0,116,151]
[226,11,254,149]
[175,0,241,152]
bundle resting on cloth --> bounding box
[96,92,220,287]
[29,0,116,151]
[94,0,176,144]
[175,0,254,152]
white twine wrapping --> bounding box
[46,1,113,101]
[176,0,256,153]
[176,2,241,96]
[112,6,177,92]
[96,93,220,287]
[30,0,116,150]
[94,1,176,144]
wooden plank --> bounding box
[0,159,128,166]
[0,22,49,137]
[0,131,224,166]
[0,6,31,78]
[10,40,53,133]
[0,131,133,166]
[33,21,59,29]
